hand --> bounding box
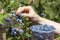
[16,6,40,22]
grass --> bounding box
[0,13,9,24]
[0,13,60,40]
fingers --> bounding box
[16,6,32,14]
[21,13,29,17]
[16,7,23,14]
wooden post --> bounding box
[0,24,6,40]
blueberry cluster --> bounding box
[30,24,55,33]
[8,27,19,37]
[8,11,25,26]
[30,24,55,40]
[8,11,15,18]
[6,11,25,37]
[16,13,24,26]
[8,27,24,37]
[19,29,24,33]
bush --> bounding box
[0,0,60,40]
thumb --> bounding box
[21,13,29,17]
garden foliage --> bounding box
[0,0,60,40]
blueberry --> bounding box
[19,19,22,23]
[19,29,24,33]
[8,27,12,33]
[39,35,44,39]
[9,28,19,36]
[9,14,13,18]
[17,19,22,23]
[11,32,14,35]
[42,25,49,31]
[12,28,15,31]
[16,13,21,19]
[17,19,20,21]
[14,31,17,35]
[13,28,19,31]
[11,30,18,36]
[39,13,44,17]
[49,25,55,31]
[12,13,15,17]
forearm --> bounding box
[36,15,60,34]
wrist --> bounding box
[34,14,41,22]
[35,14,45,24]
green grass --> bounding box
[0,13,9,24]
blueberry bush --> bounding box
[0,0,60,40]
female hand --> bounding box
[16,6,40,22]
